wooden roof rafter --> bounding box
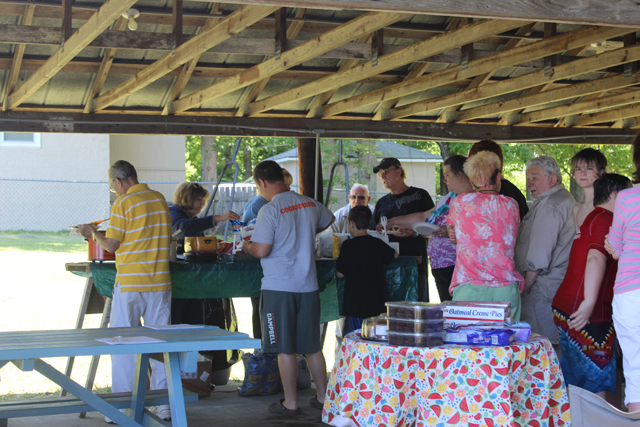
[91,4,280,112]
[170,10,413,113]
[246,18,530,116]
[0,0,639,142]
[4,0,138,110]
[321,25,633,119]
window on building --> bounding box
[0,132,41,148]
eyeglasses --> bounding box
[349,195,366,200]
[377,167,398,177]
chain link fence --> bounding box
[0,178,442,232]
[0,179,263,232]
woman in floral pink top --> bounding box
[447,151,525,321]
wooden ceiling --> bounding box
[1,0,640,143]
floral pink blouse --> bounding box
[447,192,524,293]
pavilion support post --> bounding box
[297,137,323,203]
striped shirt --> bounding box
[609,185,640,294]
[106,183,172,293]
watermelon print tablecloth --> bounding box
[323,333,570,427]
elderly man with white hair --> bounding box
[515,156,575,345]
[330,183,375,233]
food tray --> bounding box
[387,331,444,347]
[387,317,444,333]
[217,253,259,263]
[386,301,444,319]
[361,315,388,342]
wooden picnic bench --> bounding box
[0,326,260,427]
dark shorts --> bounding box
[260,290,321,355]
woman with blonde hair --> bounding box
[446,151,524,320]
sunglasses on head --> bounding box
[349,195,366,200]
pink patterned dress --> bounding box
[447,192,524,293]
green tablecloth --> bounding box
[74,258,418,323]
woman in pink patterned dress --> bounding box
[447,151,525,321]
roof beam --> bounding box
[304,33,373,118]
[324,25,631,118]
[433,21,538,123]
[160,2,226,116]
[0,26,584,70]
[83,17,127,113]
[517,88,640,124]
[0,110,634,144]
[391,42,640,121]
[367,16,471,121]
[5,0,137,110]
[171,10,411,113]
[92,5,279,112]
[573,103,640,127]
[2,4,35,111]
[248,18,529,116]
[212,0,640,28]
[456,72,640,122]
[0,57,416,84]
[236,7,308,117]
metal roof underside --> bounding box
[0,0,639,143]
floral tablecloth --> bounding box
[323,333,570,427]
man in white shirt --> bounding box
[331,184,375,233]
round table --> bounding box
[323,332,570,427]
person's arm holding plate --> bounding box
[376,208,435,233]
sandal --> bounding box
[268,399,301,416]
[309,396,324,410]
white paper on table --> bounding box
[96,336,167,345]
[144,324,206,330]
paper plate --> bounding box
[412,222,440,237]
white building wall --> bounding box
[0,133,111,231]
[110,134,186,202]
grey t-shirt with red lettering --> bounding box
[251,191,334,293]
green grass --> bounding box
[0,231,87,253]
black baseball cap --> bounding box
[373,157,402,174]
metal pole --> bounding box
[200,136,244,240]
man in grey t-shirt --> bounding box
[243,160,334,416]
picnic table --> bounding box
[63,257,418,406]
[0,326,259,427]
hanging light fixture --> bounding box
[122,8,140,31]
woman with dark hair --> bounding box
[570,148,608,231]
[447,151,524,320]
[383,155,473,301]
[605,133,640,412]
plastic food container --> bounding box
[387,331,444,347]
[387,317,444,333]
[386,301,444,319]
[361,315,388,342]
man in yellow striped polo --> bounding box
[79,160,172,422]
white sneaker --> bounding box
[155,405,171,421]
[105,409,125,424]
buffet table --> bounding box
[323,333,570,427]
[67,257,419,324]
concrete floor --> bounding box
[6,383,327,427]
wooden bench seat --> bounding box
[0,389,198,419]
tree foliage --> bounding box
[185,136,298,183]
[186,135,634,199]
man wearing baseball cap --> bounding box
[371,157,435,301]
